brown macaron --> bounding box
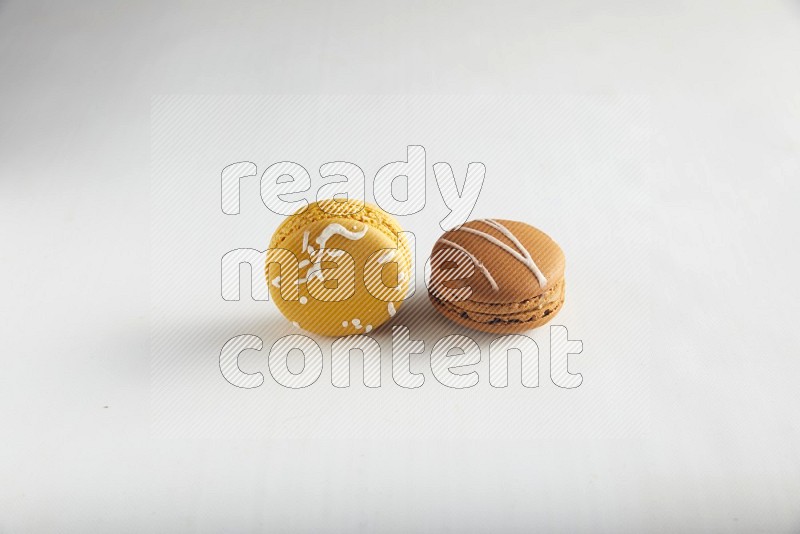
[427,219,565,333]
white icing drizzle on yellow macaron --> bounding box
[306,223,368,282]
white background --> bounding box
[151,94,650,440]
[2,1,799,532]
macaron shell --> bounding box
[430,219,564,303]
[267,202,411,337]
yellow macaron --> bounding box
[266,199,412,336]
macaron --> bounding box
[427,219,565,333]
[266,199,412,336]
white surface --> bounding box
[2,1,799,532]
[150,94,651,441]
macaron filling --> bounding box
[429,278,565,326]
